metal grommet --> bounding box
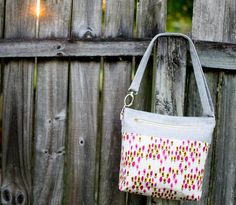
[124,92,134,107]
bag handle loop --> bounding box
[126,33,214,117]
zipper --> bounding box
[134,118,202,129]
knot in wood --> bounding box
[57,52,64,56]
[79,138,84,146]
[84,31,93,39]
[1,187,12,203]
[15,191,25,204]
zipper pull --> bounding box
[121,91,135,120]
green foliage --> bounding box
[167,0,193,33]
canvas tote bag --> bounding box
[119,33,215,201]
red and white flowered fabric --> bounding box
[119,132,209,201]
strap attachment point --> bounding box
[124,92,135,107]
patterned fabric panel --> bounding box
[119,132,209,201]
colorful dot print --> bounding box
[119,133,210,201]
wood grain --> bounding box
[192,0,225,42]
[152,37,187,205]
[192,0,236,43]
[33,61,68,205]
[99,61,131,205]
[98,0,134,204]
[136,0,166,38]
[4,0,36,39]
[0,0,4,196]
[192,40,236,70]
[64,62,100,205]
[0,0,4,38]
[2,60,34,205]
[63,0,102,204]
[0,60,2,123]
[135,0,167,111]
[32,0,71,204]
[0,39,149,57]
[1,0,35,204]
[180,71,219,205]
[155,37,187,115]
[211,73,236,205]
[192,0,236,204]
[0,0,4,174]
[1,39,236,70]
[71,0,101,38]
[104,0,134,38]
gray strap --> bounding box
[128,33,215,117]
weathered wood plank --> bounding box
[129,1,167,204]
[0,39,149,57]
[192,0,236,43]
[152,37,187,205]
[99,61,131,205]
[0,39,236,70]
[211,73,236,205]
[180,71,219,205]
[2,60,34,205]
[0,0,4,38]
[135,0,167,110]
[136,0,166,37]
[32,0,71,204]
[0,60,2,147]
[1,0,35,204]
[4,0,36,39]
[133,59,153,112]
[64,62,100,204]
[71,0,101,38]
[63,0,102,204]
[221,0,236,43]
[33,61,68,205]
[192,41,236,70]
[0,0,4,175]
[192,0,224,42]
[192,0,236,204]
[98,0,134,204]
[184,71,218,117]
[0,60,2,125]
[155,38,187,115]
[104,0,134,38]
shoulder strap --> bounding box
[128,33,214,117]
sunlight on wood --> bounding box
[102,0,106,11]
[36,0,40,18]
[30,0,45,18]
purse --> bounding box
[118,33,216,201]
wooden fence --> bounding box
[0,0,236,205]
